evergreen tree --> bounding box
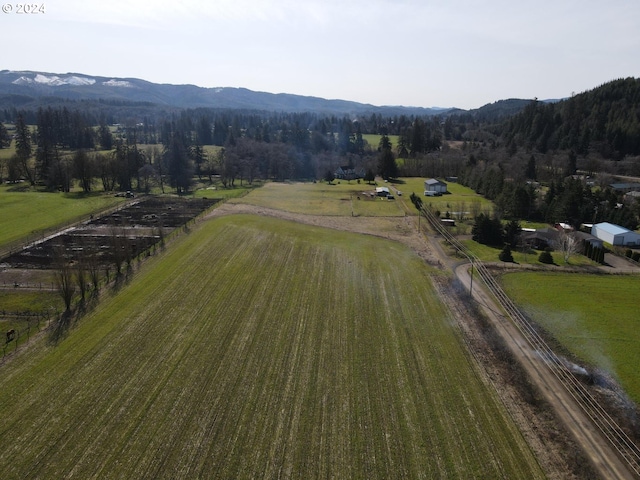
[525,155,536,180]
[499,244,514,263]
[0,122,10,148]
[164,132,193,194]
[471,214,504,246]
[190,144,207,180]
[15,113,35,185]
[324,169,335,184]
[504,219,521,247]
[354,122,365,154]
[539,248,554,264]
[410,118,426,155]
[98,121,114,150]
[364,168,375,184]
[196,116,213,145]
[377,135,398,179]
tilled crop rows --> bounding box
[0,215,543,479]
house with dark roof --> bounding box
[519,227,559,250]
[610,183,640,193]
[334,165,365,180]
[572,231,604,252]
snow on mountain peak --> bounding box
[66,76,96,86]
[11,73,96,86]
[102,79,134,88]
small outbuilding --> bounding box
[591,222,640,246]
[424,178,448,195]
[375,186,391,197]
[572,231,604,252]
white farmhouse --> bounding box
[591,222,640,246]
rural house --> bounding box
[334,165,365,180]
[591,222,640,246]
[424,178,447,195]
[609,182,640,193]
[519,227,560,250]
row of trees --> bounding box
[1,109,405,192]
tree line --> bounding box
[0,105,451,192]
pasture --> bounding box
[393,178,493,218]
[361,134,399,151]
[500,271,640,404]
[0,185,125,251]
[0,214,542,479]
[230,180,406,217]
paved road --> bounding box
[602,252,640,273]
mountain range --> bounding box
[0,70,459,116]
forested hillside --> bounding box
[502,78,640,159]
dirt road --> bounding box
[455,263,637,479]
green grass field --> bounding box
[393,178,493,217]
[0,142,16,161]
[230,180,406,217]
[0,215,542,479]
[361,134,399,151]
[0,185,124,250]
[500,271,640,403]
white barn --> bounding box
[591,222,640,246]
[424,178,447,195]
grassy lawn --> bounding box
[0,185,125,250]
[500,271,640,404]
[0,143,16,161]
[361,134,399,150]
[0,290,61,313]
[190,179,262,200]
[459,239,599,267]
[392,178,493,217]
[0,215,542,479]
[231,180,406,217]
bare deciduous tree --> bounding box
[555,230,579,264]
[54,246,76,311]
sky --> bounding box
[2,0,639,109]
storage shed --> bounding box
[424,178,448,194]
[591,222,640,246]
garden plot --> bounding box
[0,196,219,286]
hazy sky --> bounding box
[2,0,639,109]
